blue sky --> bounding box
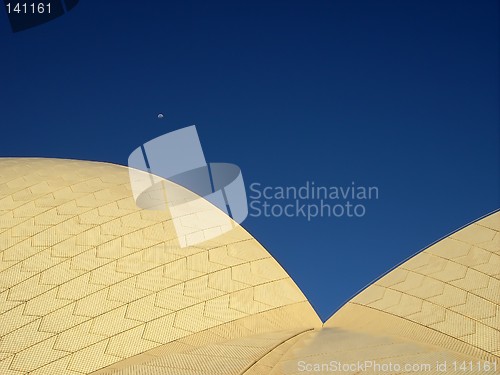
[0,0,498,320]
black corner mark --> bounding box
[4,0,79,32]
[63,0,78,11]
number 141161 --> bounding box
[6,3,51,14]
[452,361,497,372]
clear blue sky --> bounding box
[1,0,498,321]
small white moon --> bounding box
[157,113,164,119]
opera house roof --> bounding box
[0,158,498,374]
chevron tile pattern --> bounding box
[0,159,321,374]
[327,211,500,365]
[0,158,498,374]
